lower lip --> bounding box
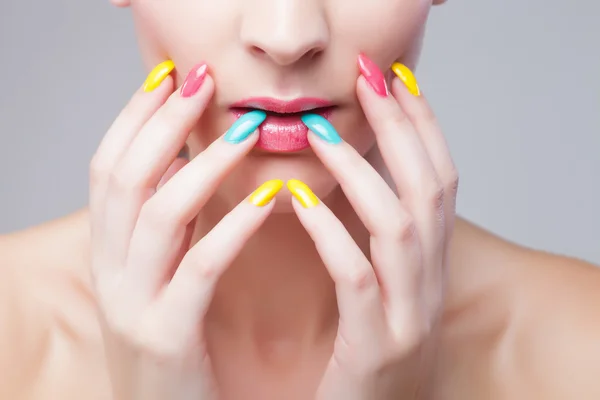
[231,108,333,152]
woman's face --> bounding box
[119,0,439,211]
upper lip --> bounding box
[230,97,334,114]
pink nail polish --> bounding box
[357,53,389,97]
[181,63,208,98]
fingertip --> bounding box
[222,112,264,145]
[356,75,391,112]
[356,75,373,99]
[137,74,174,98]
[248,179,284,207]
[142,61,176,93]
[391,77,420,100]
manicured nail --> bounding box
[357,53,389,97]
[181,63,208,98]
[143,60,175,92]
[287,179,319,208]
[223,110,267,143]
[391,63,421,97]
[248,179,284,207]
[300,114,342,144]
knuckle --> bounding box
[340,261,376,291]
[426,182,445,214]
[389,322,426,358]
[103,310,137,340]
[192,258,222,280]
[108,164,145,193]
[388,215,417,244]
[134,333,185,363]
[444,168,460,198]
[385,109,411,131]
[89,155,111,186]
[185,248,224,281]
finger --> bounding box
[121,112,267,308]
[356,76,442,221]
[390,66,459,244]
[90,61,175,209]
[156,153,197,281]
[99,65,214,280]
[356,59,446,315]
[89,62,175,271]
[304,116,423,336]
[157,149,189,190]
[149,180,283,347]
[287,179,387,351]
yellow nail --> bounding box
[391,63,421,97]
[286,179,319,208]
[143,60,175,92]
[248,179,284,207]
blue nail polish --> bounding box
[300,114,342,144]
[224,110,267,144]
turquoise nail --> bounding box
[300,114,342,144]
[224,110,267,143]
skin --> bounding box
[2,0,600,399]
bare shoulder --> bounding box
[0,208,91,276]
[444,218,600,399]
[0,209,107,399]
[509,245,600,399]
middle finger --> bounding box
[101,64,214,272]
[303,115,422,334]
[121,112,266,308]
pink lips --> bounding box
[230,97,334,152]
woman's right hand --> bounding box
[88,61,280,400]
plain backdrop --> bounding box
[0,1,598,264]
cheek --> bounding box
[336,0,430,64]
[333,0,430,155]
[131,2,233,74]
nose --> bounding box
[240,0,329,66]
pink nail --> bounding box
[181,63,208,98]
[357,53,388,97]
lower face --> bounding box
[130,0,431,211]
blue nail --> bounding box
[300,114,342,144]
[224,110,267,144]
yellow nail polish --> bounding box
[286,179,319,208]
[249,179,284,207]
[391,63,421,97]
[143,60,175,92]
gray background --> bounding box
[1,1,598,264]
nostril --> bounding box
[250,45,266,57]
[306,48,323,61]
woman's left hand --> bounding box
[291,57,459,400]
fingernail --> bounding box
[300,114,342,144]
[181,63,208,98]
[249,179,284,207]
[287,179,319,208]
[224,110,267,144]
[391,63,421,97]
[143,60,175,92]
[357,53,389,97]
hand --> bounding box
[88,62,281,400]
[291,58,458,400]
